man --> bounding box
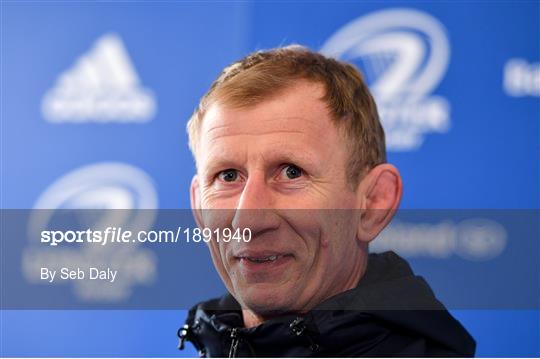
[178,46,475,357]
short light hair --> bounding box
[187,45,386,187]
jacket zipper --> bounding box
[290,317,319,352]
[228,328,240,358]
[177,324,190,350]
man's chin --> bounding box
[236,287,296,315]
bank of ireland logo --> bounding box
[23,162,159,302]
[373,218,507,261]
[42,33,156,123]
[321,9,451,151]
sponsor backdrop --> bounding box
[1,1,539,357]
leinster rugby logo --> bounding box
[23,162,158,302]
[321,8,451,151]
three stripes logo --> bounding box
[41,33,156,123]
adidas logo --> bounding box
[42,33,156,123]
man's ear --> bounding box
[356,164,402,243]
[190,175,204,228]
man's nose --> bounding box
[231,174,279,236]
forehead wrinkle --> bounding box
[207,129,306,144]
[203,115,320,138]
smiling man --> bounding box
[178,46,475,357]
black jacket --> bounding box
[178,251,476,357]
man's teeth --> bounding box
[245,255,279,263]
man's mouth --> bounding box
[238,254,289,263]
[233,251,294,277]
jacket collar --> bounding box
[179,251,476,357]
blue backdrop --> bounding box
[1,1,539,357]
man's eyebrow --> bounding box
[201,149,320,176]
[264,151,320,168]
[200,157,241,178]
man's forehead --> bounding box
[200,83,332,142]
[198,113,329,171]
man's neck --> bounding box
[242,309,266,328]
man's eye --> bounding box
[282,165,303,180]
[217,169,238,182]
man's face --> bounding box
[192,81,366,315]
